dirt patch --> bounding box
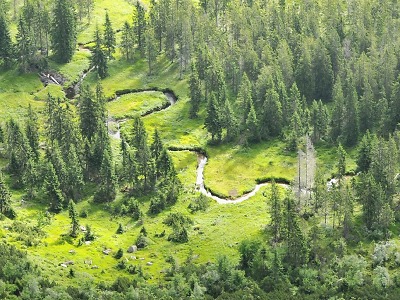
[39,71,67,86]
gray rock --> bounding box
[127,245,138,253]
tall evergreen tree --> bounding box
[44,162,64,213]
[0,11,13,67]
[268,181,282,243]
[133,0,146,52]
[103,11,116,58]
[68,200,79,237]
[91,27,108,79]
[51,0,77,63]
[25,104,39,161]
[120,21,135,60]
[94,150,116,203]
[189,62,202,118]
[0,172,11,215]
[205,95,223,142]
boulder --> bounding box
[127,245,138,253]
[147,261,153,266]
[103,249,112,255]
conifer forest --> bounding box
[0,0,400,298]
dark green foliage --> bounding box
[0,172,12,217]
[357,131,375,173]
[205,94,222,142]
[188,194,210,213]
[134,1,146,51]
[44,162,64,213]
[25,105,39,161]
[189,61,202,118]
[103,11,116,58]
[0,12,12,67]
[93,150,116,203]
[51,0,76,63]
[114,248,123,259]
[120,21,135,60]
[268,181,282,243]
[91,27,108,79]
[68,200,79,238]
[84,224,95,241]
[116,223,124,234]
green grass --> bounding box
[107,91,168,120]
[3,150,271,286]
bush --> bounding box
[116,223,124,234]
[79,209,88,218]
[188,194,210,213]
[114,248,123,259]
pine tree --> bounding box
[189,62,202,118]
[51,0,77,63]
[68,200,79,238]
[150,129,163,162]
[131,117,153,192]
[261,89,283,138]
[337,143,346,182]
[0,12,13,67]
[245,102,260,143]
[134,1,146,52]
[25,104,39,161]
[103,11,116,58]
[15,16,35,72]
[44,162,64,213]
[79,85,100,142]
[65,144,84,201]
[268,181,282,243]
[94,150,116,203]
[120,21,135,60]
[0,172,11,215]
[145,27,157,74]
[23,157,37,200]
[205,95,223,142]
[330,78,345,142]
[357,131,375,173]
[91,27,108,79]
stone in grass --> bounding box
[103,249,112,255]
[91,265,99,269]
[69,249,76,254]
[80,225,87,232]
[127,245,137,253]
[64,260,74,265]
[147,261,153,266]
[60,264,68,268]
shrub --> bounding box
[188,194,210,213]
[114,248,123,259]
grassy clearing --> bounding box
[3,150,271,286]
[107,91,168,120]
[204,141,297,198]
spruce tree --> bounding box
[94,150,116,203]
[91,27,108,79]
[25,104,40,161]
[15,16,34,72]
[150,129,163,162]
[51,0,77,63]
[268,181,282,243]
[44,162,64,213]
[103,11,116,58]
[68,200,79,237]
[261,89,283,138]
[134,1,146,52]
[121,21,135,60]
[0,172,11,215]
[145,27,157,74]
[189,62,202,118]
[0,12,13,67]
[205,95,222,142]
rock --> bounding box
[64,260,74,265]
[147,262,153,266]
[60,264,68,268]
[85,241,91,245]
[139,257,145,260]
[127,245,138,253]
[130,256,136,260]
[84,260,92,265]
[103,249,112,255]
[80,225,87,232]
[91,265,99,269]
[69,250,76,254]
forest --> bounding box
[0,0,400,299]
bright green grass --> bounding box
[0,92,44,122]
[76,0,135,44]
[48,49,92,87]
[107,91,168,120]
[3,150,272,286]
[0,69,42,93]
[204,141,297,198]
